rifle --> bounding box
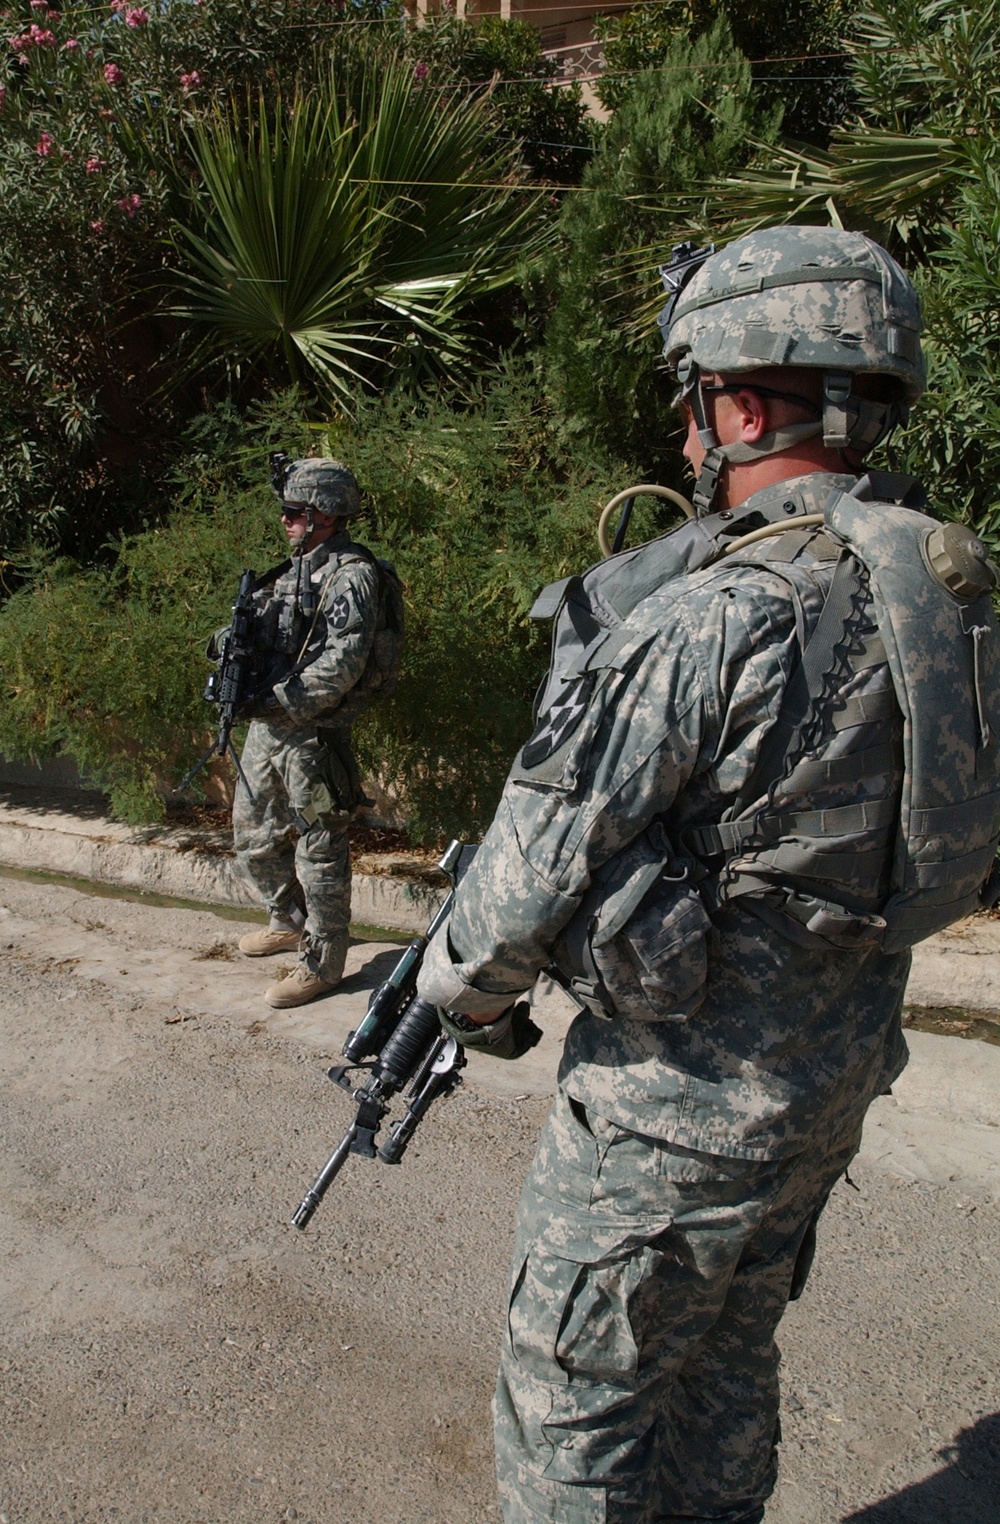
[292,839,467,1230]
[176,568,258,801]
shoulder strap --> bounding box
[252,558,292,593]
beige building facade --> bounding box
[407,0,634,116]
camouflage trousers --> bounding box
[496,1087,865,1523]
[232,720,352,983]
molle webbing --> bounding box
[827,492,1000,950]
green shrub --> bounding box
[541,18,779,475]
[0,372,640,838]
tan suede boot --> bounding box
[265,964,339,1009]
[238,925,302,957]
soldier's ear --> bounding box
[732,387,769,443]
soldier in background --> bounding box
[230,458,382,1010]
[415,228,1000,1521]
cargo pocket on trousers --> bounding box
[316,738,359,814]
[508,1241,663,1387]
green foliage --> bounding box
[542,18,780,472]
[892,176,1000,548]
[0,372,635,838]
[405,15,593,184]
[695,0,1000,250]
[333,366,637,840]
[0,390,315,822]
[165,41,547,406]
[595,0,856,144]
[0,2,561,575]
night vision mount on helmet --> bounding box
[658,228,926,515]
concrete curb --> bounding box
[0,793,443,933]
[4,790,1000,1003]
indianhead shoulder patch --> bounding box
[520,672,596,769]
[330,592,352,632]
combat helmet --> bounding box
[657,226,925,514]
[269,454,362,520]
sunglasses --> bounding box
[280,501,310,520]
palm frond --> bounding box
[163,49,550,408]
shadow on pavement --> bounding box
[339,944,407,992]
[841,1413,1000,1522]
[0,781,111,820]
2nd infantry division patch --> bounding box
[330,592,352,632]
[521,672,596,769]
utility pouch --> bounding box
[553,823,711,1023]
[319,734,366,813]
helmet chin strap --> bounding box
[291,506,317,556]
[683,361,825,515]
[681,360,904,516]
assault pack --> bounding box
[530,472,1000,1016]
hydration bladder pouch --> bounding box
[553,822,711,1022]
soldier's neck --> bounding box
[721,442,862,509]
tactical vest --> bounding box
[533,473,1000,1020]
[254,544,404,702]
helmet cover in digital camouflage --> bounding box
[660,225,924,401]
[276,458,362,518]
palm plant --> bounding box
[676,0,1000,249]
[164,44,547,408]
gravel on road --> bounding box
[1,873,998,1524]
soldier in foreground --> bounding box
[416,228,1000,1521]
[220,458,397,1009]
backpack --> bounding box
[363,555,405,699]
[532,473,1000,1006]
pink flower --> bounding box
[413,61,428,81]
[30,0,47,9]
[109,0,126,10]
[36,131,54,155]
[103,61,121,84]
[124,6,148,26]
[29,23,55,43]
[91,219,104,233]
[85,156,105,173]
[116,191,141,217]
[62,36,78,49]
[179,69,201,92]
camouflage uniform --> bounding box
[233,529,380,984]
[414,230,950,1522]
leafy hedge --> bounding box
[0,370,641,837]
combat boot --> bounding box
[265,963,339,1009]
[238,922,302,957]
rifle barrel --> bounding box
[291,1122,358,1230]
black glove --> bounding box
[238,691,283,721]
[438,1002,542,1061]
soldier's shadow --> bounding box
[839,1412,1000,1522]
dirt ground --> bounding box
[1,872,999,1524]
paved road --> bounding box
[1,872,999,1523]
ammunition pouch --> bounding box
[552,823,711,1022]
[293,733,366,833]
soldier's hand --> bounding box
[238,691,282,721]
[438,1002,542,1061]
